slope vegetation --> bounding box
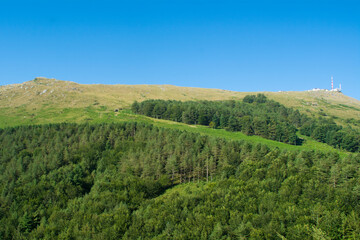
[1,123,359,239]
[1,79,360,239]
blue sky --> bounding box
[1,0,359,99]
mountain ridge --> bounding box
[1,78,359,110]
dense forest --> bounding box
[131,95,303,145]
[1,122,360,239]
[132,95,360,152]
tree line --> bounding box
[131,94,305,145]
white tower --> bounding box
[331,76,334,90]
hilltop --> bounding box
[1,77,360,128]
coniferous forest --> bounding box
[1,122,360,239]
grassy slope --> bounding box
[0,77,357,157]
[1,77,360,120]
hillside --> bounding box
[1,78,360,128]
[1,79,360,239]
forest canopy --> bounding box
[1,122,360,239]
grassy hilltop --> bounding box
[1,77,360,125]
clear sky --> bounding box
[1,0,359,99]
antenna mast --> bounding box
[331,76,334,90]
